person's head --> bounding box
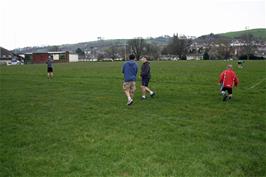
[129,54,135,60]
[140,56,149,63]
[227,64,233,69]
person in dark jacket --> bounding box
[122,54,138,105]
[140,56,155,99]
[46,55,54,79]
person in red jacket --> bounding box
[219,64,239,101]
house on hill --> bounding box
[0,47,13,63]
[0,47,24,64]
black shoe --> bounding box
[223,95,228,101]
[150,92,155,97]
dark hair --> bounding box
[129,54,135,60]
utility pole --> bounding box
[124,42,127,60]
[245,26,250,60]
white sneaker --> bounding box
[127,99,133,105]
[150,92,155,97]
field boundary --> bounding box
[249,78,266,89]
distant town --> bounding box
[1,28,265,65]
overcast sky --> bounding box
[0,0,265,50]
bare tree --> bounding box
[127,38,146,60]
[105,45,118,60]
[240,33,255,60]
[143,43,160,60]
[163,34,192,60]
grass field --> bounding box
[1,60,266,177]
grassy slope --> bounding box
[0,61,266,177]
[219,28,266,40]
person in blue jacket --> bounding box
[122,54,138,105]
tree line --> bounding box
[75,33,262,60]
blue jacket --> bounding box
[122,60,138,82]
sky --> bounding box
[0,0,265,50]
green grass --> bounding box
[1,61,266,177]
[219,28,266,40]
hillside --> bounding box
[219,28,266,40]
[13,28,265,54]
[13,36,171,54]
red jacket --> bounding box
[219,69,239,88]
